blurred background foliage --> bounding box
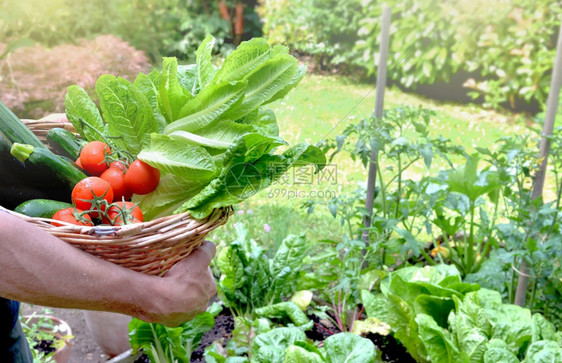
[0,0,561,112]
[258,0,562,110]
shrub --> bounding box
[259,0,562,110]
[0,35,150,118]
[0,0,237,61]
[258,0,363,70]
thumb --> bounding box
[166,241,216,276]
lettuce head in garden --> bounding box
[64,35,325,220]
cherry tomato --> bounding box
[51,207,93,227]
[103,201,144,225]
[71,177,114,217]
[80,141,111,176]
[100,167,132,202]
[108,160,128,172]
[75,157,84,169]
[124,160,160,195]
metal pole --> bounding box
[362,5,392,243]
[514,23,562,307]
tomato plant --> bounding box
[71,177,114,217]
[80,141,111,176]
[101,165,132,202]
[124,160,160,195]
[103,201,144,225]
[51,207,93,227]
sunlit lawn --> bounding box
[214,73,535,247]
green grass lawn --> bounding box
[214,73,535,248]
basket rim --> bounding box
[0,204,233,239]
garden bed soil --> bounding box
[23,304,415,362]
[21,304,109,362]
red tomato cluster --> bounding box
[51,141,160,227]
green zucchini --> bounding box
[10,143,87,188]
[0,100,45,148]
[47,127,84,160]
[14,199,73,218]
[0,132,69,208]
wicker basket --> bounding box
[3,119,232,276]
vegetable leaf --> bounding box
[196,35,217,89]
[137,134,218,182]
[212,37,272,83]
[164,80,247,134]
[64,85,105,142]
[323,333,376,363]
[223,54,299,120]
[158,57,192,123]
[95,75,158,155]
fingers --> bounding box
[196,241,217,265]
[165,241,216,277]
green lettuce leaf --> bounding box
[163,80,247,134]
[177,64,198,95]
[267,64,307,105]
[322,333,376,363]
[240,107,280,137]
[223,54,299,120]
[168,121,254,150]
[64,85,105,142]
[95,75,158,155]
[252,327,307,363]
[196,35,217,89]
[283,345,324,363]
[134,174,208,221]
[524,340,562,362]
[137,134,218,182]
[211,37,272,83]
[134,71,167,132]
[129,311,215,363]
[416,314,463,363]
[255,302,310,327]
[158,57,193,123]
[178,143,325,219]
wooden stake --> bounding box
[514,23,562,307]
[363,5,392,245]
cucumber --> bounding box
[47,127,84,160]
[0,100,45,148]
[14,199,73,218]
[0,132,71,209]
[11,143,87,188]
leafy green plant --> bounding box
[216,224,309,319]
[20,311,73,363]
[129,303,221,363]
[362,265,562,362]
[317,106,465,265]
[205,326,377,363]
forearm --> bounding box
[0,211,157,317]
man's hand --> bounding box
[0,212,218,327]
[138,241,217,326]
